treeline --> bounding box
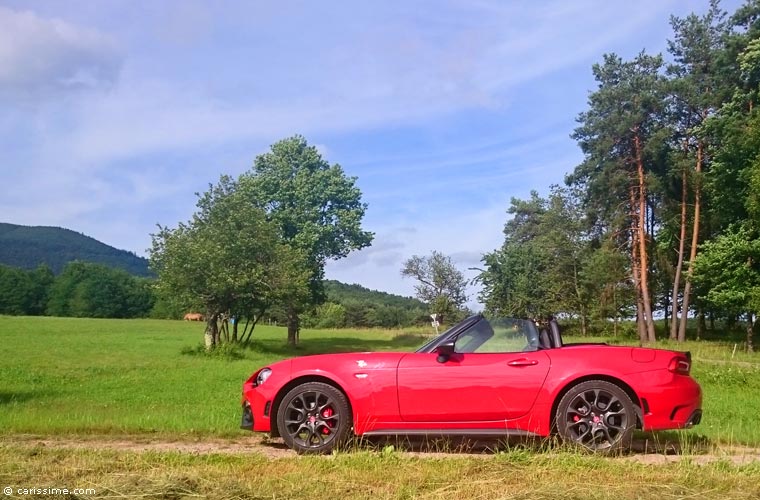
[0,264,428,327]
[479,0,760,347]
[300,280,428,328]
[0,262,153,318]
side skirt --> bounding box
[361,429,540,438]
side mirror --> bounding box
[434,340,456,363]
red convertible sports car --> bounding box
[241,315,702,454]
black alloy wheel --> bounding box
[276,382,351,454]
[556,380,635,453]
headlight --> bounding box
[254,368,272,387]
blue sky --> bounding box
[0,0,740,307]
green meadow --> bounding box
[2,316,760,499]
[0,315,759,443]
[0,316,426,437]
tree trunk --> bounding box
[670,160,689,339]
[580,314,587,336]
[678,141,704,342]
[636,296,647,344]
[572,261,587,335]
[613,285,619,337]
[287,305,299,346]
[630,186,647,344]
[634,134,656,342]
[747,313,755,353]
[697,308,705,341]
[204,312,218,350]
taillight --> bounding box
[668,355,691,375]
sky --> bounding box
[0,0,742,308]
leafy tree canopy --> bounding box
[401,251,468,324]
[239,135,373,344]
[150,175,310,348]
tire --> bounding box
[276,382,352,454]
[556,380,635,453]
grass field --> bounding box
[0,316,426,437]
[2,444,760,499]
[0,315,758,444]
[1,315,759,499]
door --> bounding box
[396,350,550,422]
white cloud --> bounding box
[0,6,121,99]
[7,0,680,166]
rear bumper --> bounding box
[638,373,702,431]
[685,409,702,427]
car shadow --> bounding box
[267,432,712,456]
[629,431,712,455]
[256,432,713,456]
[355,435,551,454]
[354,433,714,456]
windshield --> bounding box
[455,317,540,353]
[414,316,477,353]
[416,315,542,353]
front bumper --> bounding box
[240,401,254,430]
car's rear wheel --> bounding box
[276,382,351,454]
[556,380,635,453]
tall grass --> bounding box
[1,444,759,499]
[0,316,420,437]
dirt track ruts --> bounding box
[3,435,760,465]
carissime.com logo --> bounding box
[4,486,97,496]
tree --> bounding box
[478,188,595,329]
[150,175,310,348]
[239,136,373,345]
[401,251,468,324]
[28,264,54,315]
[583,241,634,335]
[0,265,34,315]
[0,264,54,316]
[46,261,153,318]
[570,51,669,343]
[666,1,728,341]
[692,224,760,352]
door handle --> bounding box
[507,359,538,367]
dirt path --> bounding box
[2,434,295,460]
[4,434,760,465]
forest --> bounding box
[0,223,151,275]
[477,0,760,348]
[0,262,427,327]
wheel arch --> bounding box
[549,375,643,432]
[269,375,353,438]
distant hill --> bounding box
[0,223,151,276]
[324,280,425,309]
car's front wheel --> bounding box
[556,380,635,453]
[276,381,351,454]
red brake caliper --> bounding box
[322,407,333,433]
